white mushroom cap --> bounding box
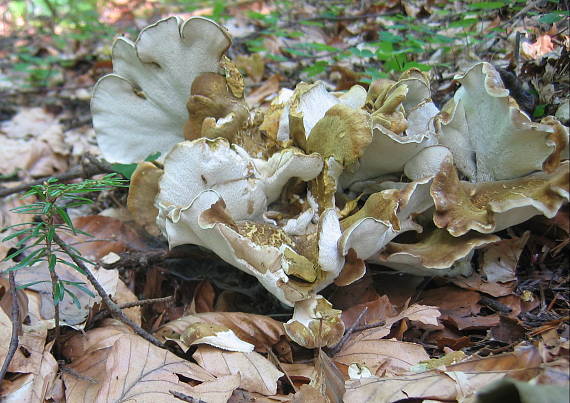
[156,138,323,221]
[436,62,568,182]
[92,17,231,163]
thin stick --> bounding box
[352,320,386,332]
[326,307,368,357]
[169,390,207,403]
[0,154,114,198]
[90,296,173,324]
[53,234,165,348]
[0,272,21,387]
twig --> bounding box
[59,364,98,384]
[90,296,173,324]
[53,234,165,348]
[299,11,400,23]
[169,390,207,403]
[479,295,513,314]
[352,320,386,332]
[0,272,21,388]
[0,154,115,198]
[101,250,169,270]
[326,307,368,357]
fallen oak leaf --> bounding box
[155,311,285,352]
[64,333,222,403]
[193,345,284,396]
[344,344,544,401]
[335,339,430,376]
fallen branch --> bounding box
[0,154,115,198]
[90,296,173,324]
[53,234,165,348]
[326,307,368,357]
[0,272,21,388]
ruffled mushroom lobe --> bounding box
[436,62,568,182]
[127,162,163,236]
[284,296,344,349]
[92,17,231,163]
[372,229,499,276]
[432,158,570,236]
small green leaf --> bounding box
[48,254,57,271]
[539,12,568,24]
[55,207,75,234]
[144,151,161,162]
[467,2,506,10]
[2,228,34,242]
[64,288,82,309]
[69,282,96,298]
[533,104,546,118]
[379,31,404,43]
[302,61,329,77]
[449,18,478,28]
[54,281,65,305]
[57,258,86,275]
[16,280,51,289]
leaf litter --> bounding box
[0,0,569,402]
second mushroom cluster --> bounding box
[92,17,569,348]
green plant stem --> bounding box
[52,234,165,348]
[45,211,61,352]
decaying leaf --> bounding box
[155,311,285,352]
[64,332,229,403]
[344,344,544,401]
[193,345,284,396]
[284,295,345,349]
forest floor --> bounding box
[0,1,569,402]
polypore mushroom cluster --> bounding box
[92,17,569,348]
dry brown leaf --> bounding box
[340,303,440,345]
[521,35,555,59]
[0,276,29,325]
[292,384,326,402]
[246,74,282,106]
[187,280,216,314]
[418,286,504,331]
[0,299,50,376]
[344,344,543,401]
[341,294,397,330]
[64,333,222,403]
[14,258,119,327]
[0,194,36,240]
[59,215,148,261]
[332,303,440,372]
[313,349,345,403]
[0,138,67,178]
[451,270,516,297]
[335,339,430,376]
[62,319,133,361]
[280,362,315,383]
[230,390,294,403]
[193,345,284,395]
[328,275,382,310]
[113,279,141,325]
[480,232,530,283]
[419,286,481,318]
[447,314,501,331]
[156,311,285,352]
[0,107,69,178]
[0,341,59,402]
